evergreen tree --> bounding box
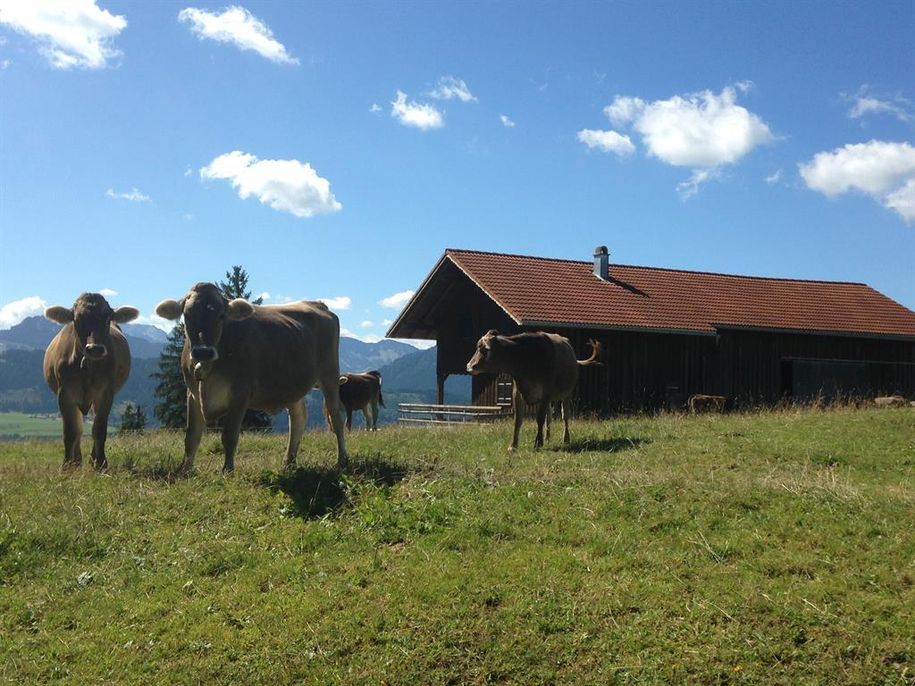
[217,266,271,431]
[218,266,264,305]
[119,402,147,432]
[153,323,187,429]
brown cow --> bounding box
[43,293,139,469]
[156,283,348,473]
[466,330,601,450]
[330,371,384,431]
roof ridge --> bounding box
[445,247,870,288]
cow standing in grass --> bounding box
[156,283,348,473]
[466,330,601,451]
[332,371,384,431]
[43,293,139,469]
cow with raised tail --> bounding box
[43,293,139,469]
[466,330,601,451]
[156,283,349,473]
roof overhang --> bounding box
[712,323,915,341]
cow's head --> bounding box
[45,293,139,366]
[155,283,254,366]
[466,329,502,375]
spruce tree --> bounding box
[153,323,188,429]
[119,402,147,432]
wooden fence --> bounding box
[397,403,508,426]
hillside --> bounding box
[0,316,168,359]
[1,408,912,683]
[0,330,428,428]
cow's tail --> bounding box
[376,372,385,407]
[577,339,602,366]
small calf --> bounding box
[330,371,385,431]
[873,395,906,408]
[688,394,727,413]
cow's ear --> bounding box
[45,306,73,324]
[155,299,183,320]
[112,306,139,324]
[485,329,499,337]
[339,376,348,386]
[226,298,254,321]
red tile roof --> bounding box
[443,249,915,338]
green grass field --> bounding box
[1,407,913,684]
[0,412,74,440]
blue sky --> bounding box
[1,0,913,345]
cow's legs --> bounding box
[181,391,204,474]
[369,398,379,431]
[509,385,523,451]
[90,391,113,470]
[361,407,371,431]
[220,402,247,474]
[58,394,83,468]
[545,402,552,443]
[345,408,353,431]
[284,400,306,469]
[534,401,549,449]
[561,398,571,445]
[319,374,349,470]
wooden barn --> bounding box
[387,248,915,413]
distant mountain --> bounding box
[0,316,168,359]
[377,347,471,401]
[338,337,417,372]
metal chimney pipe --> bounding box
[593,245,609,280]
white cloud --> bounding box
[360,320,373,328]
[369,103,382,113]
[178,6,298,65]
[391,91,443,130]
[340,328,382,344]
[577,128,635,156]
[429,76,477,103]
[257,291,271,301]
[604,96,645,126]
[765,169,782,185]
[590,84,773,199]
[0,59,10,70]
[98,288,118,297]
[318,296,351,311]
[885,179,915,222]
[132,313,175,333]
[0,0,126,69]
[500,114,515,128]
[106,187,151,203]
[847,87,913,123]
[0,296,47,329]
[379,290,414,309]
[624,86,773,167]
[200,150,341,218]
[382,318,392,326]
[799,140,915,223]
[676,169,718,200]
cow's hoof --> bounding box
[507,445,516,453]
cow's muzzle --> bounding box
[190,345,219,362]
[84,344,107,360]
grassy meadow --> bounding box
[0,407,913,684]
[0,413,78,440]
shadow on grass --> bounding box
[557,436,649,453]
[255,453,410,519]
